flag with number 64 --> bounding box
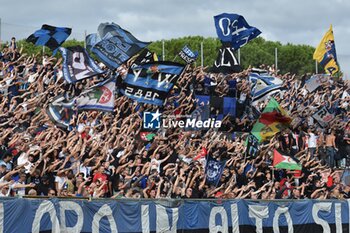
[59,46,105,84]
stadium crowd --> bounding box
[0,39,350,200]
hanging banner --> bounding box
[0,199,349,232]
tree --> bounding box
[15,36,316,75]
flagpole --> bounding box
[238,48,241,64]
[275,47,278,71]
[84,30,87,49]
[315,60,318,74]
[200,41,204,67]
[162,39,165,61]
[172,55,177,62]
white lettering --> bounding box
[132,68,142,81]
[218,17,231,36]
[92,204,118,233]
[273,207,293,233]
[230,204,240,233]
[32,200,60,233]
[186,118,196,127]
[209,206,228,233]
[312,202,332,233]
[248,205,269,233]
[141,205,150,233]
[156,205,178,233]
[59,201,84,233]
[335,203,342,233]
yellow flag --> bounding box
[313,25,339,75]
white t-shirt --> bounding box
[55,176,67,191]
[308,133,318,148]
[13,181,26,196]
[150,158,160,173]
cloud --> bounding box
[0,0,348,74]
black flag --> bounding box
[210,46,242,74]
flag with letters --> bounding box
[210,46,242,74]
[27,24,71,54]
[214,13,261,50]
[312,106,335,128]
[313,25,339,75]
[178,45,198,64]
[76,78,116,111]
[120,61,185,106]
[59,46,105,84]
[86,22,150,69]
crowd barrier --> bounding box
[0,197,349,233]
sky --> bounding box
[0,0,349,77]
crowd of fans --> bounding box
[0,38,350,200]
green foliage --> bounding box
[16,36,315,75]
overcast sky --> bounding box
[0,0,349,77]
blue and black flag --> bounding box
[120,61,185,106]
[59,46,105,84]
[86,22,150,69]
[26,24,71,54]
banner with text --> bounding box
[0,198,349,233]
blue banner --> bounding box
[0,198,349,232]
[120,61,185,106]
[214,13,261,50]
[86,22,150,69]
[178,45,198,64]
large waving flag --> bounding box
[251,98,291,142]
[59,46,105,84]
[249,73,283,103]
[273,149,302,170]
[27,25,71,54]
[86,22,150,69]
[120,61,185,106]
[214,13,261,50]
[313,25,339,75]
[76,78,116,111]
